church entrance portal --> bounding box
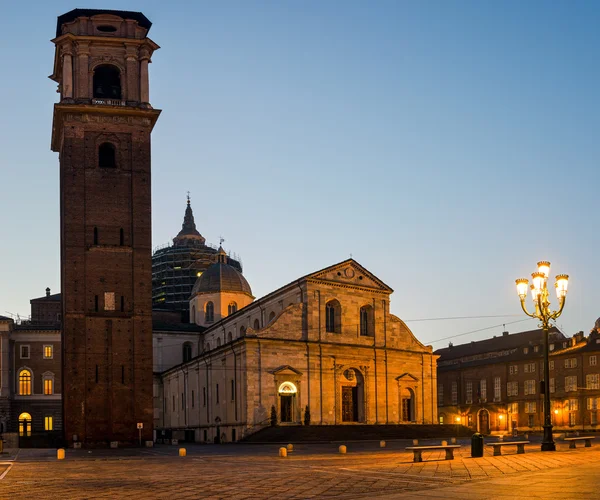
[278,382,298,423]
[342,386,358,422]
[280,395,293,422]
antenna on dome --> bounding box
[219,236,225,246]
[186,191,191,204]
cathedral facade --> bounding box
[157,258,438,442]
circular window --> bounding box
[97,25,117,33]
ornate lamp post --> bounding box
[515,261,569,451]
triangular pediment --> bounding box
[306,259,393,292]
[271,365,303,376]
[395,373,419,382]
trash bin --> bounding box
[471,432,484,458]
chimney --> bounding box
[448,342,453,348]
[503,331,509,337]
[46,287,51,297]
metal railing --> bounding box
[91,98,126,106]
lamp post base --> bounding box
[541,424,555,452]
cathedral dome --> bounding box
[191,248,252,296]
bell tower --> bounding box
[50,9,160,446]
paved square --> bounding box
[1,440,598,499]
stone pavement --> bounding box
[0,440,598,499]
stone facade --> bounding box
[50,9,160,446]
[157,259,438,442]
[436,326,600,434]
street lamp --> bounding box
[515,261,569,452]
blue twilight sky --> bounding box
[1,1,599,348]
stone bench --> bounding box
[486,441,529,456]
[564,437,595,449]
[405,445,461,463]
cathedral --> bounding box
[157,249,438,442]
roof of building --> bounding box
[191,248,252,296]
[30,293,61,303]
[173,196,206,246]
[0,315,12,321]
[56,9,152,37]
[13,324,60,331]
[435,326,565,361]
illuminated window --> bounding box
[44,378,53,395]
[524,379,536,395]
[465,381,473,404]
[18,413,31,437]
[565,375,578,392]
[104,292,115,311]
[19,370,32,395]
[451,381,457,405]
[507,381,518,396]
[494,377,501,401]
[586,374,599,390]
[44,416,53,431]
[591,356,597,366]
[43,345,53,359]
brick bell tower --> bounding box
[50,9,160,447]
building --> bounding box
[157,258,438,443]
[152,196,242,312]
[50,8,160,446]
[0,290,62,447]
[436,322,600,434]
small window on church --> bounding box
[360,305,374,336]
[326,299,341,333]
[228,302,237,315]
[205,302,214,323]
[119,228,124,246]
[93,227,98,245]
[253,319,260,330]
[99,143,116,168]
[183,342,192,362]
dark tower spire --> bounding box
[173,194,205,246]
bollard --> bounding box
[380,440,386,448]
[339,445,347,454]
[441,440,448,446]
[286,444,293,453]
[412,439,419,446]
[279,447,287,458]
[451,438,457,444]
[57,448,65,460]
[179,448,186,457]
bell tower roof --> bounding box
[56,9,152,37]
[173,195,206,246]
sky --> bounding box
[1,1,599,348]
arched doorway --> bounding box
[19,412,32,437]
[341,368,365,422]
[400,388,415,422]
[278,382,297,423]
[478,409,490,434]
